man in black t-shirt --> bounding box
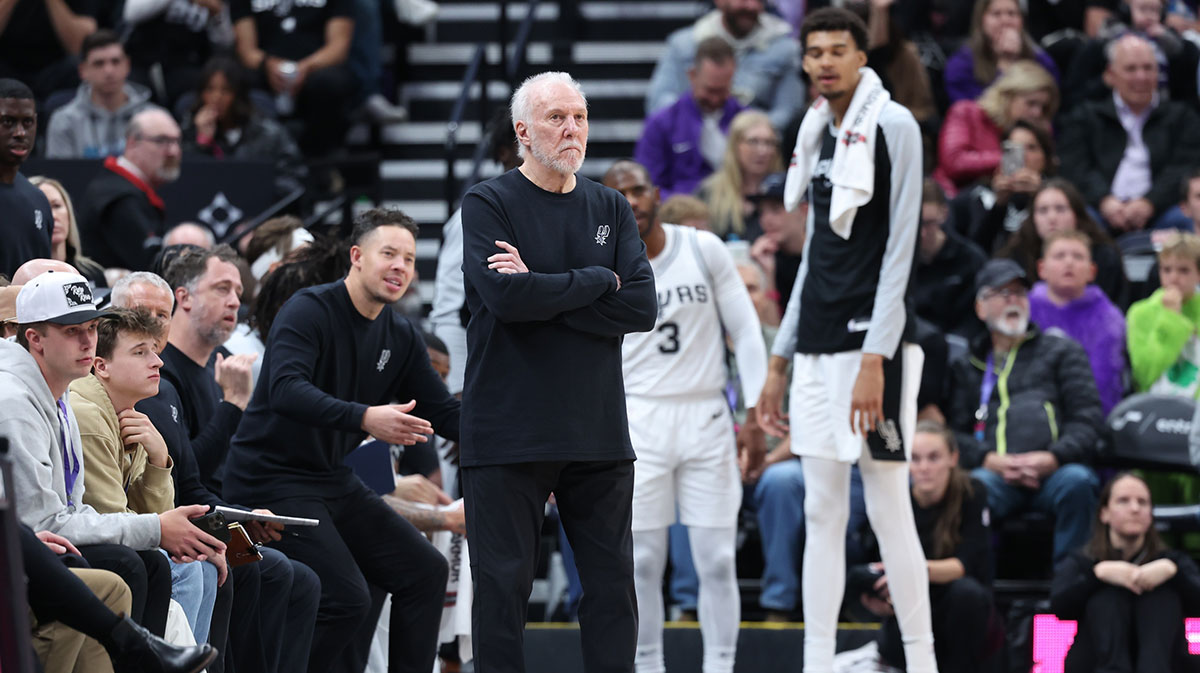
[123,0,225,107]
[0,0,96,100]
[0,79,53,279]
[229,0,355,157]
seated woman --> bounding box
[857,421,996,673]
[180,57,306,196]
[935,60,1057,195]
[1052,472,1200,673]
[696,109,781,242]
[29,176,107,287]
[944,0,1061,105]
[998,178,1128,306]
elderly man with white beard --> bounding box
[947,258,1102,565]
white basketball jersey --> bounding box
[623,224,727,398]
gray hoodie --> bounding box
[0,339,161,548]
[45,82,155,159]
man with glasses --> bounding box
[79,107,182,271]
[947,258,1102,564]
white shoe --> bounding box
[393,0,438,26]
[364,94,408,123]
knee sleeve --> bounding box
[633,529,668,673]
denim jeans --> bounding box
[161,551,217,644]
[752,458,867,611]
[971,462,1099,562]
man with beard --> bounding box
[460,72,656,672]
[79,107,182,271]
[222,208,459,673]
[156,245,256,493]
[603,159,766,673]
[947,258,1101,564]
[0,78,53,279]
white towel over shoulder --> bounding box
[783,67,890,240]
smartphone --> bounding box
[1001,140,1025,175]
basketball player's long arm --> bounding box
[697,231,768,406]
[861,109,922,360]
[461,191,618,321]
[757,209,814,436]
[556,204,657,336]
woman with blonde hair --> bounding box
[697,110,781,241]
[29,176,107,286]
[935,60,1058,194]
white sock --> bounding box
[633,528,668,673]
[689,525,740,673]
[800,457,851,673]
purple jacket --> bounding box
[943,45,1061,104]
[634,94,745,199]
[1029,282,1126,414]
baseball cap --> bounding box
[16,271,109,325]
[974,258,1030,295]
[749,172,787,203]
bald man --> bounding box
[163,223,215,249]
[1061,33,1200,232]
[12,259,79,285]
[79,108,182,270]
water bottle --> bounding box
[275,60,297,116]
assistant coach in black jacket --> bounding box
[460,71,657,673]
[223,208,460,673]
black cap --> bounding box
[975,258,1030,295]
[748,172,787,203]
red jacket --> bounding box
[935,100,1002,196]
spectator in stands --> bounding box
[998,178,1128,306]
[123,0,232,107]
[2,270,226,637]
[1,284,19,338]
[953,120,1057,254]
[914,179,990,338]
[636,37,744,200]
[697,109,780,241]
[230,0,356,158]
[949,259,1101,563]
[156,245,255,495]
[738,259,779,329]
[658,194,712,231]
[19,522,218,673]
[46,31,154,159]
[30,177,107,287]
[0,79,53,280]
[747,172,805,313]
[1029,230,1126,414]
[844,0,937,126]
[856,421,995,673]
[1060,34,1200,232]
[163,223,216,250]
[1051,472,1200,673]
[944,0,1062,104]
[935,60,1058,195]
[1175,167,1200,232]
[0,0,94,100]
[80,108,182,272]
[69,307,224,646]
[646,0,804,132]
[1127,231,1200,394]
[1066,0,1200,108]
[112,272,322,673]
[181,57,306,196]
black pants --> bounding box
[462,460,637,673]
[77,545,171,636]
[253,61,356,157]
[20,524,121,637]
[264,483,448,673]
[878,575,994,673]
[1064,584,1186,673]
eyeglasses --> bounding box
[137,134,182,148]
[740,137,776,149]
[981,287,1027,300]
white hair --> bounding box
[736,259,767,290]
[110,271,174,309]
[510,71,587,159]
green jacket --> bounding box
[1126,289,1200,392]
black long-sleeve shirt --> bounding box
[1052,548,1200,621]
[159,344,242,495]
[459,169,657,467]
[222,280,460,502]
[137,380,225,510]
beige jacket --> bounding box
[69,374,174,515]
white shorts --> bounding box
[788,344,924,463]
[627,394,741,531]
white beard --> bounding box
[988,307,1029,338]
[529,138,585,175]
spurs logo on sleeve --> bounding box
[877,418,902,452]
[595,224,610,245]
[34,210,43,230]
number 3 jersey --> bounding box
[621,223,768,405]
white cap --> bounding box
[16,271,109,325]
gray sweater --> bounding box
[45,82,155,159]
[0,339,161,548]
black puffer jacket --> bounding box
[948,325,1103,469]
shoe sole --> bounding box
[187,646,220,673]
